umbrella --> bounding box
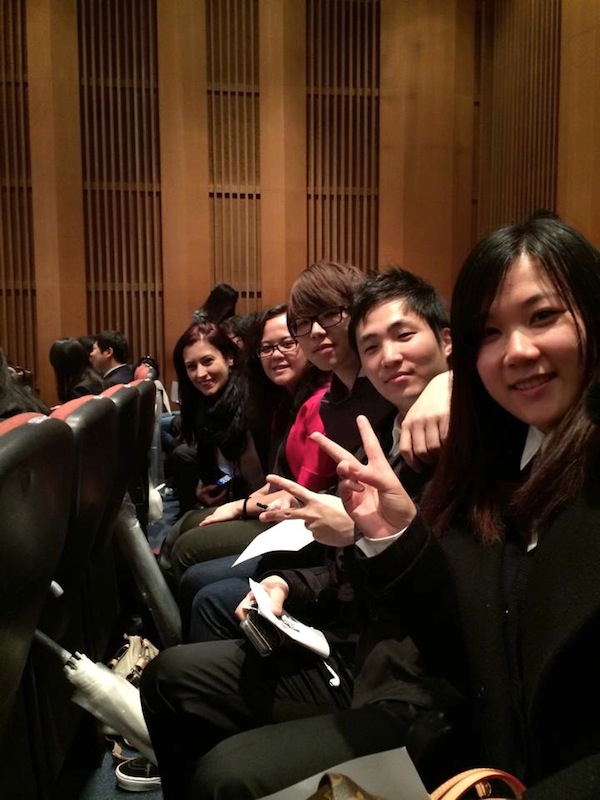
[34,630,156,765]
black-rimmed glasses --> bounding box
[288,306,347,338]
[256,338,299,358]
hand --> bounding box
[196,483,228,507]
[198,498,243,526]
[260,475,354,547]
[311,415,417,540]
[399,371,452,470]
[234,575,289,621]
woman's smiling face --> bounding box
[183,338,232,397]
[476,255,585,432]
[259,314,307,392]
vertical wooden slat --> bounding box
[0,0,36,370]
[305,0,380,272]
[79,0,163,366]
[477,0,559,234]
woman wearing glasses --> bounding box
[160,305,332,591]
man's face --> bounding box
[89,341,111,374]
[355,299,451,415]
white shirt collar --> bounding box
[520,426,545,471]
[390,412,403,457]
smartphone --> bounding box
[239,608,285,657]
[215,474,233,487]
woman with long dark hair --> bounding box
[169,320,264,514]
[49,337,106,402]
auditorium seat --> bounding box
[128,378,157,532]
[33,395,120,787]
[0,413,73,796]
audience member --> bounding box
[192,283,239,325]
[89,330,134,385]
[0,349,49,419]
[49,338,106,402]
[166,320,264,519]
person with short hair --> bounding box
[89,330,134,385]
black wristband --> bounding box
[242,496,250,520]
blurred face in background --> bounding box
[89,341,111,374]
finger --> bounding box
[265,474,313,504]
[355,415,388,461]
[234,593,255,621]
[399,425,420,472]
[258,508,288,523]
[310,430,359,465]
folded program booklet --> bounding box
[248,578,330,659]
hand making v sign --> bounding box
[310,415,417,541]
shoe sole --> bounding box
[115,771,161,792]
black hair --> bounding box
[172,321,247,473]
[348,266,450,351]
[94,330,130,364]
[49,338,105,403]
[0,349,49,418]
[424,213,600,543]
[242,305,329,470]
[192,283,239,325]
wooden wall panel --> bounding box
[477,0,560,235]
[557,0,600,245]
[379,0,475,300]
[206,0,261,314]
[0,0,36,375]
[307,0,380,272]
[258,0,307,307]
[79,0,163,372]
[27,0,87,404]
[158,0,211,394]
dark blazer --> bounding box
[104,363,134,386]
[362,465,600,800]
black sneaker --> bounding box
[115,756,161,792]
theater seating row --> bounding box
[0,379,157,798]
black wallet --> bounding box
[239,608,285,656]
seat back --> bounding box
[95,383,140,555]
[34,396,121,785]
[49,395,119,594]
[128,379,157,532]
[0,414,72,740]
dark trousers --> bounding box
[168,510,270,586]
[178,555,258,641]
[140,638,424,800]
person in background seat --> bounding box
[89,330,134,385]
[50,338,106,402]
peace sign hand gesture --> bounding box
[311,415,417,541]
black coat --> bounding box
[361,465,600,800]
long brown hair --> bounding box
[423,214,600,544]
